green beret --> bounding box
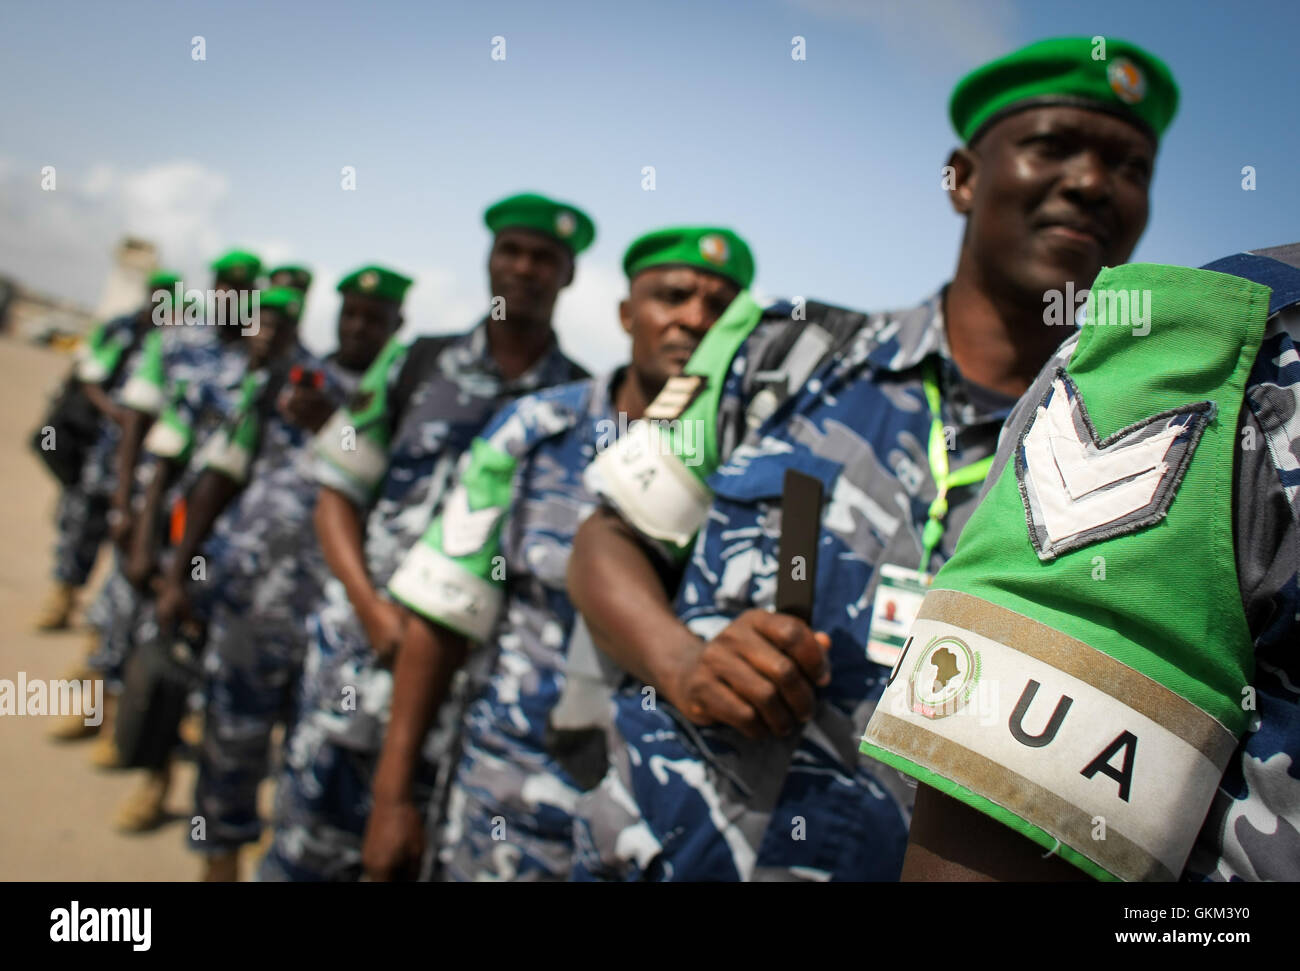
[484,192,595,255]
[336,265,413,304]
[623,226,755,290]
[210,248,263,284]
[257,286,304,320]
[267,265,313,291]
[950,36,1178,144]
[146,269,181,291]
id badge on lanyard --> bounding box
[865,363,992,668]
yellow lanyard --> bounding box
[920,361,994,572]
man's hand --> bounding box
[362,796,426,882]
[666,608,832,739]
[359,597,407,665]
[278,385,335,434]
[153,574,191,631]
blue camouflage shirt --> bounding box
[579,289,1020,880]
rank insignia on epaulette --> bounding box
[643,374,706,421]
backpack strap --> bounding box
[391,334,458,432]
[744,300,870,432]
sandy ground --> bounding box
[0,337,206,881]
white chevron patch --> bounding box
[1016,372,1215,560]
[440,484,503,558]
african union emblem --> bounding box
[1107,58,1145,104]
[907,635,981,719]
[359,269,380,291]
[699,233,729,265]
[554,210,577,238]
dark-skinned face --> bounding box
[948,105,1155,301]
[487,227,574,326]
[211,274,252,342]
[621,265,740,396]
[269,271,302,290]
[246,308,297,369]
[336,291,402,371]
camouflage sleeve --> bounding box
[312,334,408,505]
[141,386,197,465]
[193,373,261,484]
[120,330,167,415]
[861,262,1284,882]
[73,320,122,384]
[583,290,765,561]
[386,399,524,642]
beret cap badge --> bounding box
[699,234,729,265]
[1107,58,1146,104]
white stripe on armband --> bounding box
[76,356,111,384]
[587,420,712,547]
[195,428,252,483]
[120,375,165,415]
[862,589,1239,882]
[142,420,188,460]
[387,543,502,643]
[313,408,388,491]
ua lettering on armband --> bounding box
[195,427,252,483]
[120,374,166,415]
[387,542,502,643]
[586,419,712,547]
[861,590,1240,882]
[142,417,189,460]
[312,407,388,493]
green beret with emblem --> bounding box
[336,265,413,304]
[267,264,313,291]
[210,248,263,284]
[950,36,1178,144]
[623,226,755,290]
[257,286,304,320]
[146,269,181,291]
[484,192,596,255]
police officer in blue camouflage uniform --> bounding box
[37,271,180,635]
[94,250,261,829]
[874,243,1300,883]
[170,273,399,881]
[565,37,1180,880]
[361,226,755,881]
[260,192,594,881]
[82,252,259,711]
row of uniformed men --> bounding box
[45,32,1300,882]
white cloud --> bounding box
[0,155,230,309]
[788,0,1019,63]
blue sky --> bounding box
[1,0,1296,369]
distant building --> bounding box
[1,236,157,345]
[95,237,157,321]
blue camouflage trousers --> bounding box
[258,590,451,882]
[570,688,913,882]
[191,604,305,854]
[86,561,142,691]
[437,691,583,882]
[53,485,109,587]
